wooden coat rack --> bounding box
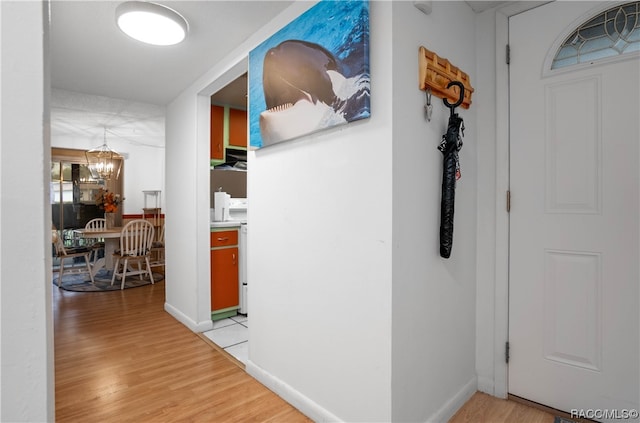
[418,46,474,109]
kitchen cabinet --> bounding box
[210,228,239,320]
[228,108,247,148]
[210,105,224,160]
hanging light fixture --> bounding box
[116,1,189,46]
[86,129,122,180]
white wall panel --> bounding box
[0,2,53,421]
[391,2,478,421]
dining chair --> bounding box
[85,217,106,265]
[149,222,165,271]
[111,219,155,290]
[52,227,95,287]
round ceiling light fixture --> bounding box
[116,1,188,46]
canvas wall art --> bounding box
[248,0,370,149]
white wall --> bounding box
[391,2,478,421]
[247,2,393,420]
[0,1,54,421]
[164,90,206,329]
[50,89,166,214]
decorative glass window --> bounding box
[552,2,640,69]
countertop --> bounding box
[211,221,243,229]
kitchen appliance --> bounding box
[239,223,248,314]
[228,198,248,315]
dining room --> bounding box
[49,87,166,266]
[50,107,166,291]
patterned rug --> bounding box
[53,268,164,292]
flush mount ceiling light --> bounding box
[116,1,188,46]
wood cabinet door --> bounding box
[210,230,238,247]
[210,105,224,160]
[228,108,247,148]
[210,247,239,311]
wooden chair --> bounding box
[85,217,106,265]
[111,219,155,290]
[149,223,165,271]
[52,228,95,287]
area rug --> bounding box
[53,269,164,292]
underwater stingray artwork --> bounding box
[249,0,370,149]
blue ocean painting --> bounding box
[249,0,370,149]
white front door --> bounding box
[508,1,639,420]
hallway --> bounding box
[53,281,310,422]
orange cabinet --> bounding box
[210,230,238,247]
[210,229,239,320]
[210,105,224,160]
[228,108,247,148]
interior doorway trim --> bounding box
[492,1,551,399]
[194,58,248,333]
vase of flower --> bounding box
[95,188,123,229]
[104,212,115,229]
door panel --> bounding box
[544,77,601,214]
[211,247,239,310]
[508,2,639,419]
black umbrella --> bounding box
[438,81,465,259]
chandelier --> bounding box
[85,129,122,180]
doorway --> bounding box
[507,1,639,418]
[201,62,250,365]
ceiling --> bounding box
[50,1,507,108]
[50,1,294,106]
[211,73,248,109]
[465,1,510,13]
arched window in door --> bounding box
[551,1,640,70]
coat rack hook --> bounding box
[418,46,474,109]
[443,80,464,113]
[424,88,433,121]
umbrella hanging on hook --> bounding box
[438,81,465,259]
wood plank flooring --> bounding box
[54,280,563,423]
[449,392,557,423]
[53,281,311,422]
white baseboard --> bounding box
[246,361,478,422]
[246,360,343,422]
[426,376,477,423]
[164,302,213,333]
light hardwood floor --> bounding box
[53,280,311,422]
[449,392,557,423]
[54,280,565,423]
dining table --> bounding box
[73,227,123,278]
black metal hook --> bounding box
[443,81,464,116]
